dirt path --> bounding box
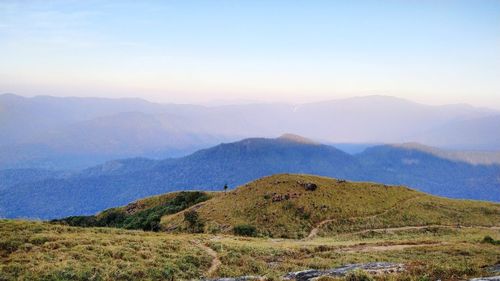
[307,219,336,240]
[351,224,500,235]
[305,195,423,240]
[341,241,446,253]
[351,225,453,235]
[193,240,221,277]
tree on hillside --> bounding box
[224,183,228,193]
[184,210,204,233]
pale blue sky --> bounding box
[0,0,499,107]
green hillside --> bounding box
[54,191,215,231]
[160,174,500,238]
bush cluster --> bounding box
[233,224,257,237]
[482,235,500,245]
[52,191,209,232]
[183,210,205,233]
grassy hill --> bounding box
[3,174,500,280]
[160,174,500,239]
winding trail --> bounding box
[305,195,423,240]
[350,224,500,235]
[304,192,500,240]
[193,240,221,277]
[341,241,446,253]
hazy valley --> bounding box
[2,94,499,170]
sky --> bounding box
[0,0,499,107]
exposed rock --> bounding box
[284,269,323,281]
[203,263,404,281]
[271,193,299,202]
[272,194,285,202]
[490,265,500,273]
[336,179,347,184]
[124,202,145,215]
[283,262,404,281]
[336,262,404,275]
[302,183,318,191]
[470,277,500,281]
[273,180,288,184]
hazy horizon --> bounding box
[1,1,499,108]
[3,91,500,111]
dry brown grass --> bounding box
[1,220,500,280]
[161,174,500,239]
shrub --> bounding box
[51,216,98,227]
[482,235,500,245]
[162,264,176,281]
[0,240,23,254]
[184,210,199,225]
[29,235,50,245]
[176,255,202,276]
[51,191,210,232]
[97,209,127,227]
[206,222,222,234]
[184,210,204,233]
[233,224,257,237]
[122,206,165,231]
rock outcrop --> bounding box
[490,265,500,273]
[203,262,404,281]
[470,277,500,281]
[302,183,318,191]
[283,262,405,281]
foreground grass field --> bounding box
[1,219,500,281]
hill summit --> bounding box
[157,174,500,238]
[55,174,500,239]
[277,133,319,145]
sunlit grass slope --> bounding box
[2,220,500,280]
[0,220,211,280]
[161,174,500,238]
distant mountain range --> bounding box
[1,93,499,170]
[1,134,498,219]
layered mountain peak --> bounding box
[277,133,319,145]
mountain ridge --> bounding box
[2,93,499,170]
[392,142,500,165]
[1,135,499,219]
